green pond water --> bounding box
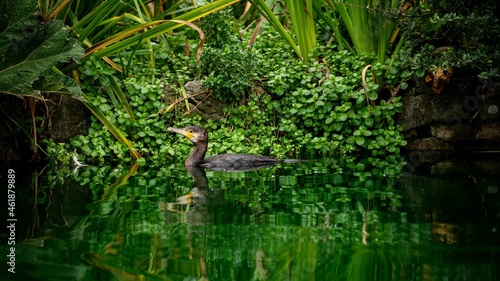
[1,154,499,281]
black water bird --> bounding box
[167,125,282,170]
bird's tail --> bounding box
[282,159,308,163]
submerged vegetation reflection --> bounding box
[7,155,499,281]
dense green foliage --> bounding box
[6,3,499,280]
[0,0,84,98]
[46,21,408,166]
[199,11,258,101]
[38,0,498,165]
[260,43,407,156]
[401,0,500,78]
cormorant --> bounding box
[167,126,281,170]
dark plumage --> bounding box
[167,126,281,170]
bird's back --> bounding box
[198,153,281,170]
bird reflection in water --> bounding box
[160,166,210,214]
[159,126,282,280]
[162,125,287,215]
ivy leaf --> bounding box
[355,136,365,146]
[304,119,313,127]
[416,68,426,77]
[338,113,348,121]
[0,0,84,99]
[333,122,343,131]
[355,163,365,171]
[315,100,325,107]
[365,117,374,127]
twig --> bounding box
[184,90,215,116]
[148,91,212,118]
[362,198,370,245]
[385,83,401,104]
[28,97,39,162]
[362,64,373,113]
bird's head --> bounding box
[167,126,208,144]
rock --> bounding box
[430,124,474,141]
[163,81,228,121]
[0,94,89,161]
[185,81,228,121]
[45,94,90,143]
[404,129,419,140]
[476,123,500,140]
[478,102,500,123]
[399,75,500,151]
[405,137,454,150]
[184,80,202,93]
[399,94,463,131]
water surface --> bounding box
[1,154,499,280]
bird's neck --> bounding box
[185,141,207,166]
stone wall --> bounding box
[1,76,499,162]
[398,77,500,151]
[0,94,89,161]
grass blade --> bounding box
[107,75,135,121]
[249,0,303,59]
[81,92,141,160]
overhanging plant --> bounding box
[326,0,405,86]
[40,0,239,161]
[248,0,407,87]
[0,0,85,161]
[248,0,315,61]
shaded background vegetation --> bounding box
[1,1,499,280]
[0,0,499,164]
[2,154,499,280]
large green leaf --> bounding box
[0,0,84,98]
[30,67,83,99]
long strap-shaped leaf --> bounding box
[89,0,238,60]
[314,0,349,52]
[284,0,316,61]
[72,0,124,42]
[61,0,238,72]
[332,0,401,58]
[107,75,135,121]
[81,91,141,160]
[249,0,303,60]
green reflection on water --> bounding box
[2,157,499,281]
